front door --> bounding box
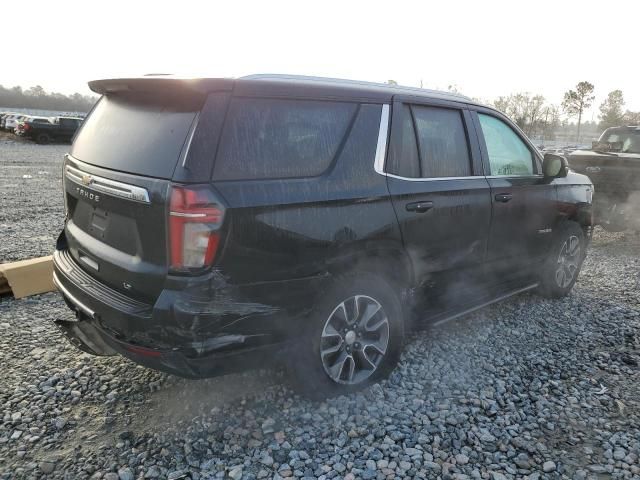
[471,110,557,268]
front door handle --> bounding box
[405,201,434,213]
[494,193,513,203]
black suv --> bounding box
[53,75,593,396]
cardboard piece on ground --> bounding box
[0,256,55,299]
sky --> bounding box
[3,0,639,118]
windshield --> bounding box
[600,129,640,154]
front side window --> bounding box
[412,106,471,178]
[214,98,356,180]
[478,113,534,176]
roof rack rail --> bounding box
[240,74,471,100]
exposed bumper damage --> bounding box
[52,247,324,378]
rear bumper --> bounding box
[53,248,327,378]
[53,311,283,378]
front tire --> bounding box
[538,222,586,298]
[289,273,404,398]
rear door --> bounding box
[384,98,492,281]
[62,90,204,301]
[470,108,557,266]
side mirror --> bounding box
[543,153,569,178]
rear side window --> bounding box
[412,106,471,178]
[213,98,356,180]
[478,113,534,176]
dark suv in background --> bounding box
[568,125,640,232]
[53,75,593,396]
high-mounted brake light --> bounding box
[169,185,225,271]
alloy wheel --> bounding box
[555,235,581,288]
[320,295,390,385]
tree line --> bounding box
[490,82,639,142]
[0,84,97,113]
[4,81,638,140]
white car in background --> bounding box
[4,114,26,132]
[0,113,17,130]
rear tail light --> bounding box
[169,185,225,272]
[22,123,30,131]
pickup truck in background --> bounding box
[568,125,640,231]
[14,116,53,136]
[21,116,83,144]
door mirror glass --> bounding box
[543,153,568,178]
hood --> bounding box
[569,149,640,160]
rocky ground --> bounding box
[1,140,639,479]
[0,131,66,262]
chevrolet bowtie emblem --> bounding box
[81,174,92,186]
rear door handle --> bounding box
[405,201,434,213]
[494,193,513,203]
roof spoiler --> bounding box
[88,77,234,95]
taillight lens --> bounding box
[169,185,225,272]
[23,124,30,131]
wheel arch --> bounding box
[324,242,415,294]
[558,203,594,241]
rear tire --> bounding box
[36,133,51,144]
[288,272,405,399]
[538,222,586,298]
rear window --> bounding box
[213,98,356,180]
[71,93,201,179]
[60,118,79,127]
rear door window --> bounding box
[387,104,471,178]
[213,98,356,180]
[386,104,420,178]
[412,106,471,178]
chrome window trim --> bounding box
[373,104,390,175]
[385,173,486,182]
[180,110,200,167]
[65,163,150,204]
[485,174,544,179]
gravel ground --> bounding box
[1,140,639,480]
[0,132,66,262]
